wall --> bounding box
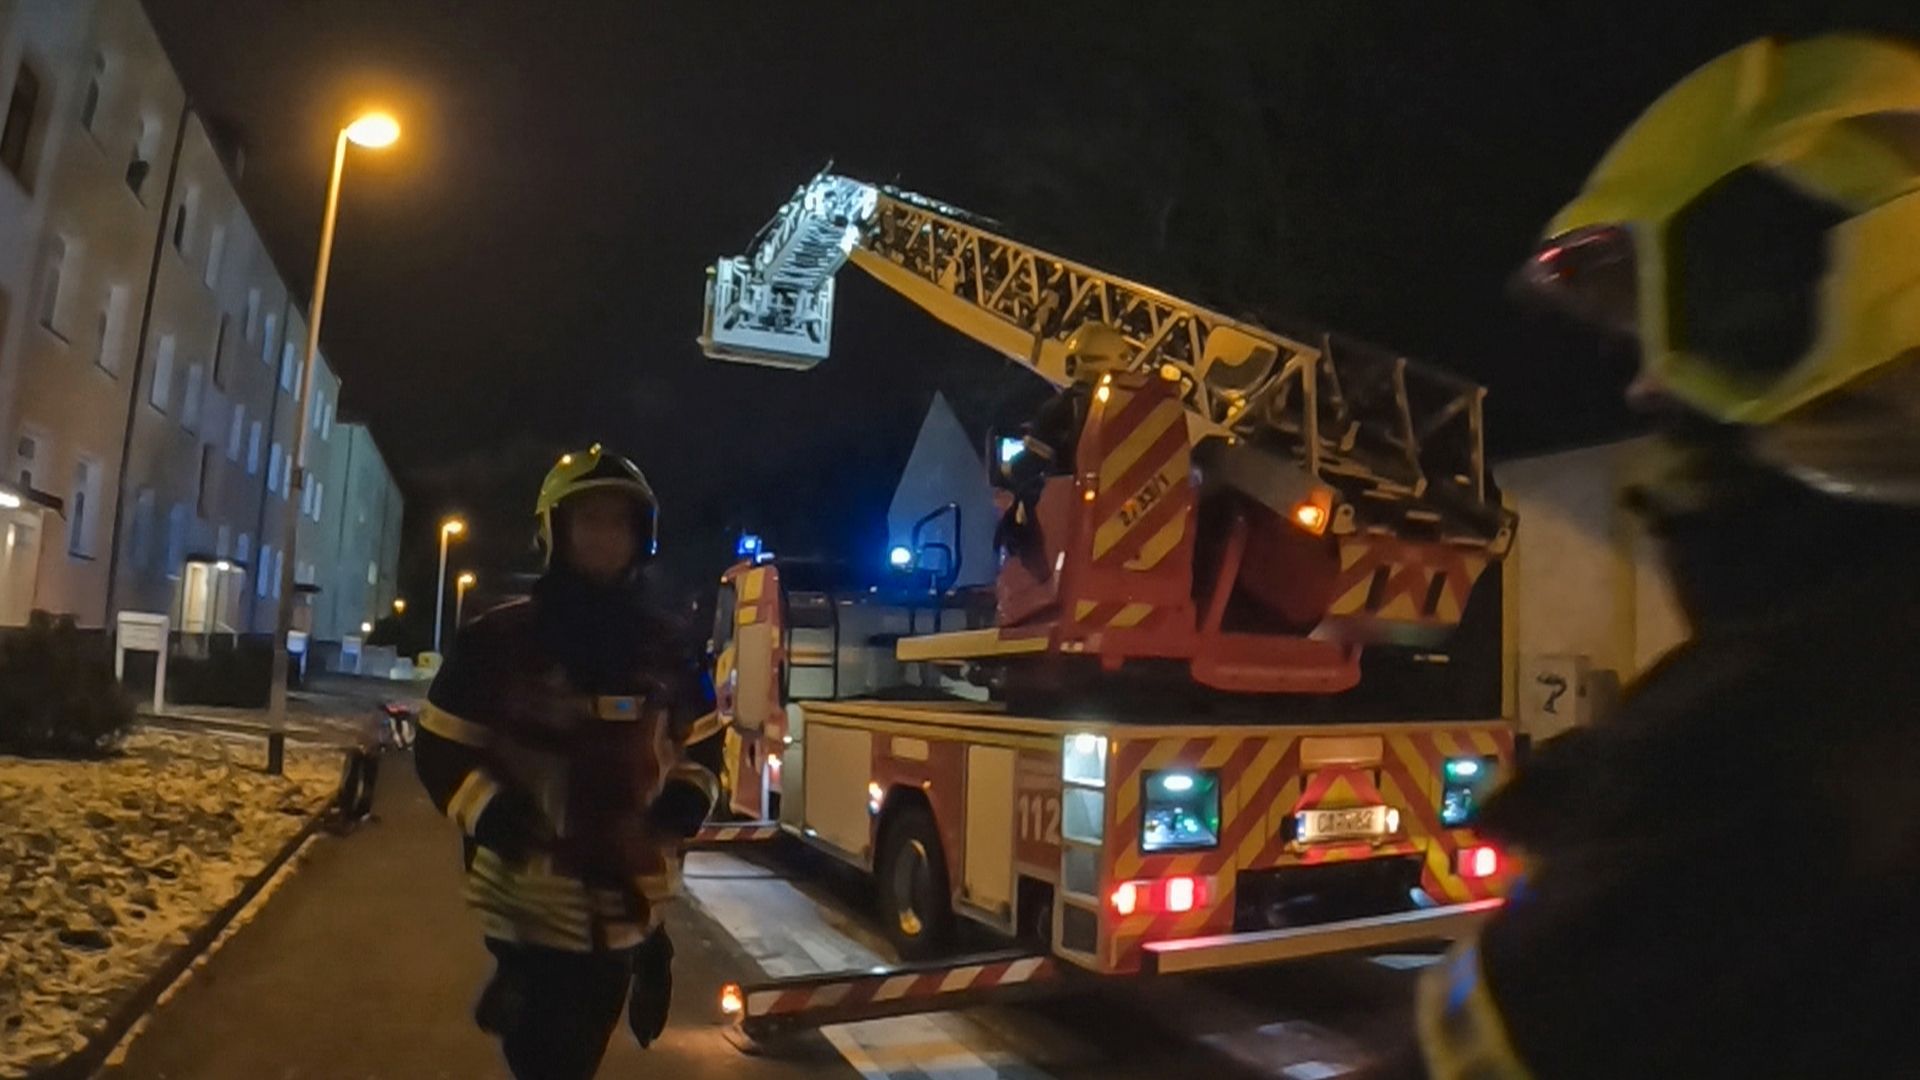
[1499,438,1688,736]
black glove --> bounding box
[627,927,674,1049]
[647,772,716,840]
[472,786,544,864]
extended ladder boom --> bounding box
[703,172,1508,548]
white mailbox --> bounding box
[115,611,171,713]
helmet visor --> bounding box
[1516,225,1639,337]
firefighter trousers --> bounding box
[480,938,633,1080]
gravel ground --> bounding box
[0,728,340,1077]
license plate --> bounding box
[1298,805,1392,843]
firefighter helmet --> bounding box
[1520,34,1920,505]
[536,445,660,564]
[1060,323,1134,384]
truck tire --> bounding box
[875,804,954,960]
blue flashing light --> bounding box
[888,545,915,570]
[997,436,1025,466]
[736,533,762,559]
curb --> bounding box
[23,780,340,1080]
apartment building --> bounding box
[0,0,402,645]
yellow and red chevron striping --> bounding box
[1099,724,1513,969]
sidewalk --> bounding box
[0,728,340,1077]
[103,755,854,1079]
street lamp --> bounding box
[266,110,400,776]
[392,597,407,615]
[455,571,477,628]
[434,517,466,654]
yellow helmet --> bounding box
[1060,322,1133,384]
[536,445,659,564]
[1521,34,1920,504]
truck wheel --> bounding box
[875,804,953,960]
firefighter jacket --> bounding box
[1419,560,1920,1078]
[415,572,718,953]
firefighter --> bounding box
[415,445,718,1080]
[1416,35,1920,1078]
[996,323,1134,564]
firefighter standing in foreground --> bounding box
[1417,34,1920,1078]
[415,446,717,1079]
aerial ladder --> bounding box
[702,171,1513,699]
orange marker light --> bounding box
[1110,881,1140,917]
[719,983,744,1016]
[1294,503,1327,532]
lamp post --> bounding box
[266,111,400,776]
[434,518,465,654]
[455,571,476,628]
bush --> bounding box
[0,611,136,757]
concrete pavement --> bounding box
[103,753,853,1079]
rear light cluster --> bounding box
[1458,844,1501,880]
[1109,875,1211,917]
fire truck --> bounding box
[696,172,1517,1038]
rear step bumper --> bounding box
[688,820,783,847]
[729,951,1061,1041]
[1142,898,1501,975]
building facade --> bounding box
[0,0,402,646]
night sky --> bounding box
[142,1,1920,622]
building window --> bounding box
[197,445,216,518]
[236,532,251,566]
[322,402,335,440]
[68,459,101,559]
[280,341,297,391]
[36,235,66,336]
[227,403,245,461]
[211,312,230,389]
[267,442,284,495]
[13,430,44,490]
[171,186,197,255]
[94,285,128,374]
[272,548,283,599]
[245,288,261,341]
[149,334,175,412]
[312,479,324,521]
[128,115,160,198]
[204,224,226,290]
[279,453,292,500]
[132,488,156,570]
[256,544,271,598]
[311,388,324,432]
[216,524,231,558]
[261,312,277,365]
[80,53,106,134]
[182,363,205,432]
[165,504,187,576]
[2,61,43,188]
[247,421,262,475]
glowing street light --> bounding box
[343,112,401,149]
[455,571,477,628]
[392,597,407,615]
[267,109,401,776]
[435,517,466,654]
